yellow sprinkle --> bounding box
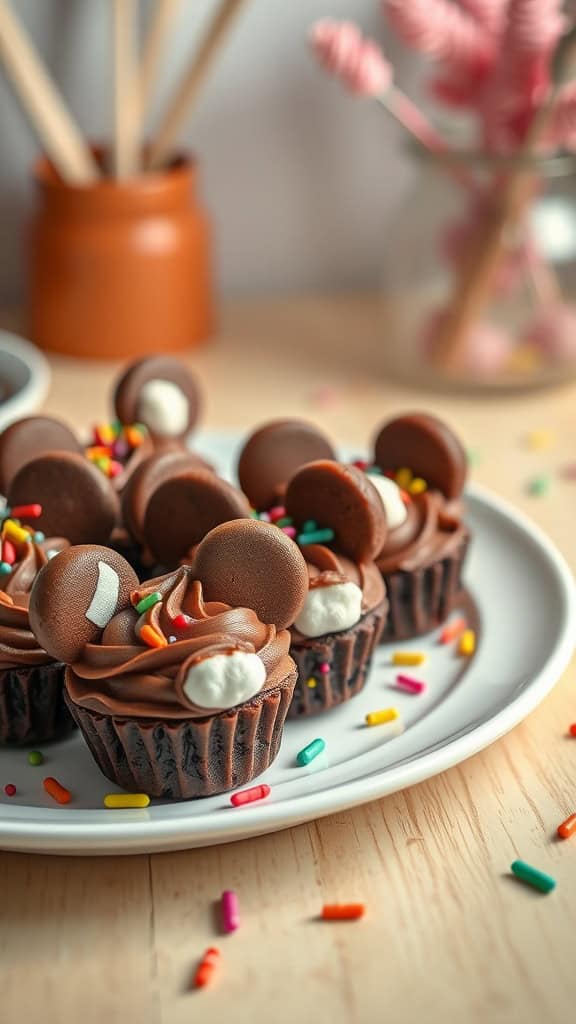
[366,708,399,727]
[409,477,428,495]
[305,677,317,689]
[104,793,150,809]
[392,651,426,666]
[395,467,413,489]
[3,520,31,544]
[526,430,555,451]
[459,629,476,656]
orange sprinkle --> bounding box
[85,445,112,460]
[439,617,467,644]
[43,777,71,804]
[321,904,365,921]
[140,624,167,649]
[194,947,220,989]
[557,813,576,839]
[125,426,145,448]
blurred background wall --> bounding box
[0,0,425,306]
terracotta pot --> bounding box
[28,154,213,359]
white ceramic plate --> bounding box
[0,431,574,856]
[0,330,51,430]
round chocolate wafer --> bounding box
[194,519,308,629]
[113,356,200,440]
[8,452,119,545]
[285,460,386,561]
[121,449,213,543]
[0,415,82,493]
[143,469,250,566]
[237,419,336,511]
[373,413,467,500]
[29,544,138,663]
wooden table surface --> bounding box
[1,296,576,1024]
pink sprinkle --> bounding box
[319,662,330,674]
[221,890,240,933]
[269,506,286,523]
[396,674,426,695]
[560,463,576,480]
[281,526,297,539]
[4,783,16,796]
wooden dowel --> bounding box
[112,0,140,178]
[147,0,249,170]
[140,0,182,110]
[0,0,98,185]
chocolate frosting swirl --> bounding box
[376,491,466,574]
[0,538,67,668]
[66,566,293,719]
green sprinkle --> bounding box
[135,591,163,615]
[366,465,383,475]
[133,423,148,436]
[296,738,326,767]
[111,419,122,437]
[28,750,43,766]
[249,510,259,518]
[297,528,335,545]
[95,457,109,472]
[275,517,293,528]
[302,520,318,533]
[528,475,550,497]
[0,562,11,575]
[466,448,482,467]
[511,860,556,893]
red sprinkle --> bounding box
[43,777,71,804]
[9,504,42,520]
[4,783,16,797]
[569,724,576,737]
[230,784,271,807]
[352,459,369,470]
[2,540,16,565]
[557,813,576,839]
[268,506,286,523]
[172,613,192,630]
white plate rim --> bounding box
[0,482,574,853]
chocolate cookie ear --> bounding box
[237,419,336,511]
[113,355,200,441]
[285,460,386,561]
[121,450,214,544]
[143,469,251,567]
[0,415,82,494]
[29,545,138,663]
[373,413,467,500]
[194,519,308,629]
[8,452,119,545]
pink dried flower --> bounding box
[383,0,493,72]
[310,19,391,96]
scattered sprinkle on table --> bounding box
[560,462,576,480]
[510,860,556,893]
[395,674,426,695]
[439,617,467,644]
[27,750,43,766]
[569,723,576,737]
[4,783,16,797]
[527,475,550,497]
[321,904,365,921]
[557,814,576,840]
[459,629,476,656]
[296,737,326,766]
[230,784,271,807]
[221,890,240,933]
[103,793,150,809]
[392,651,426,667]
[526,430,555,451]
[194,947,220,989]
[43,777,71,804]
[365,707,399,727]
[466,449,482,468]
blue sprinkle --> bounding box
[366,466,383,475]
[0,562,11,575]
[33,531,45,543]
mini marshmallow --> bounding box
[86,561,120,628]
[367,475,407,529]
[295,582,362,638]
[182,651,266,710]
[137,378,189,437]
